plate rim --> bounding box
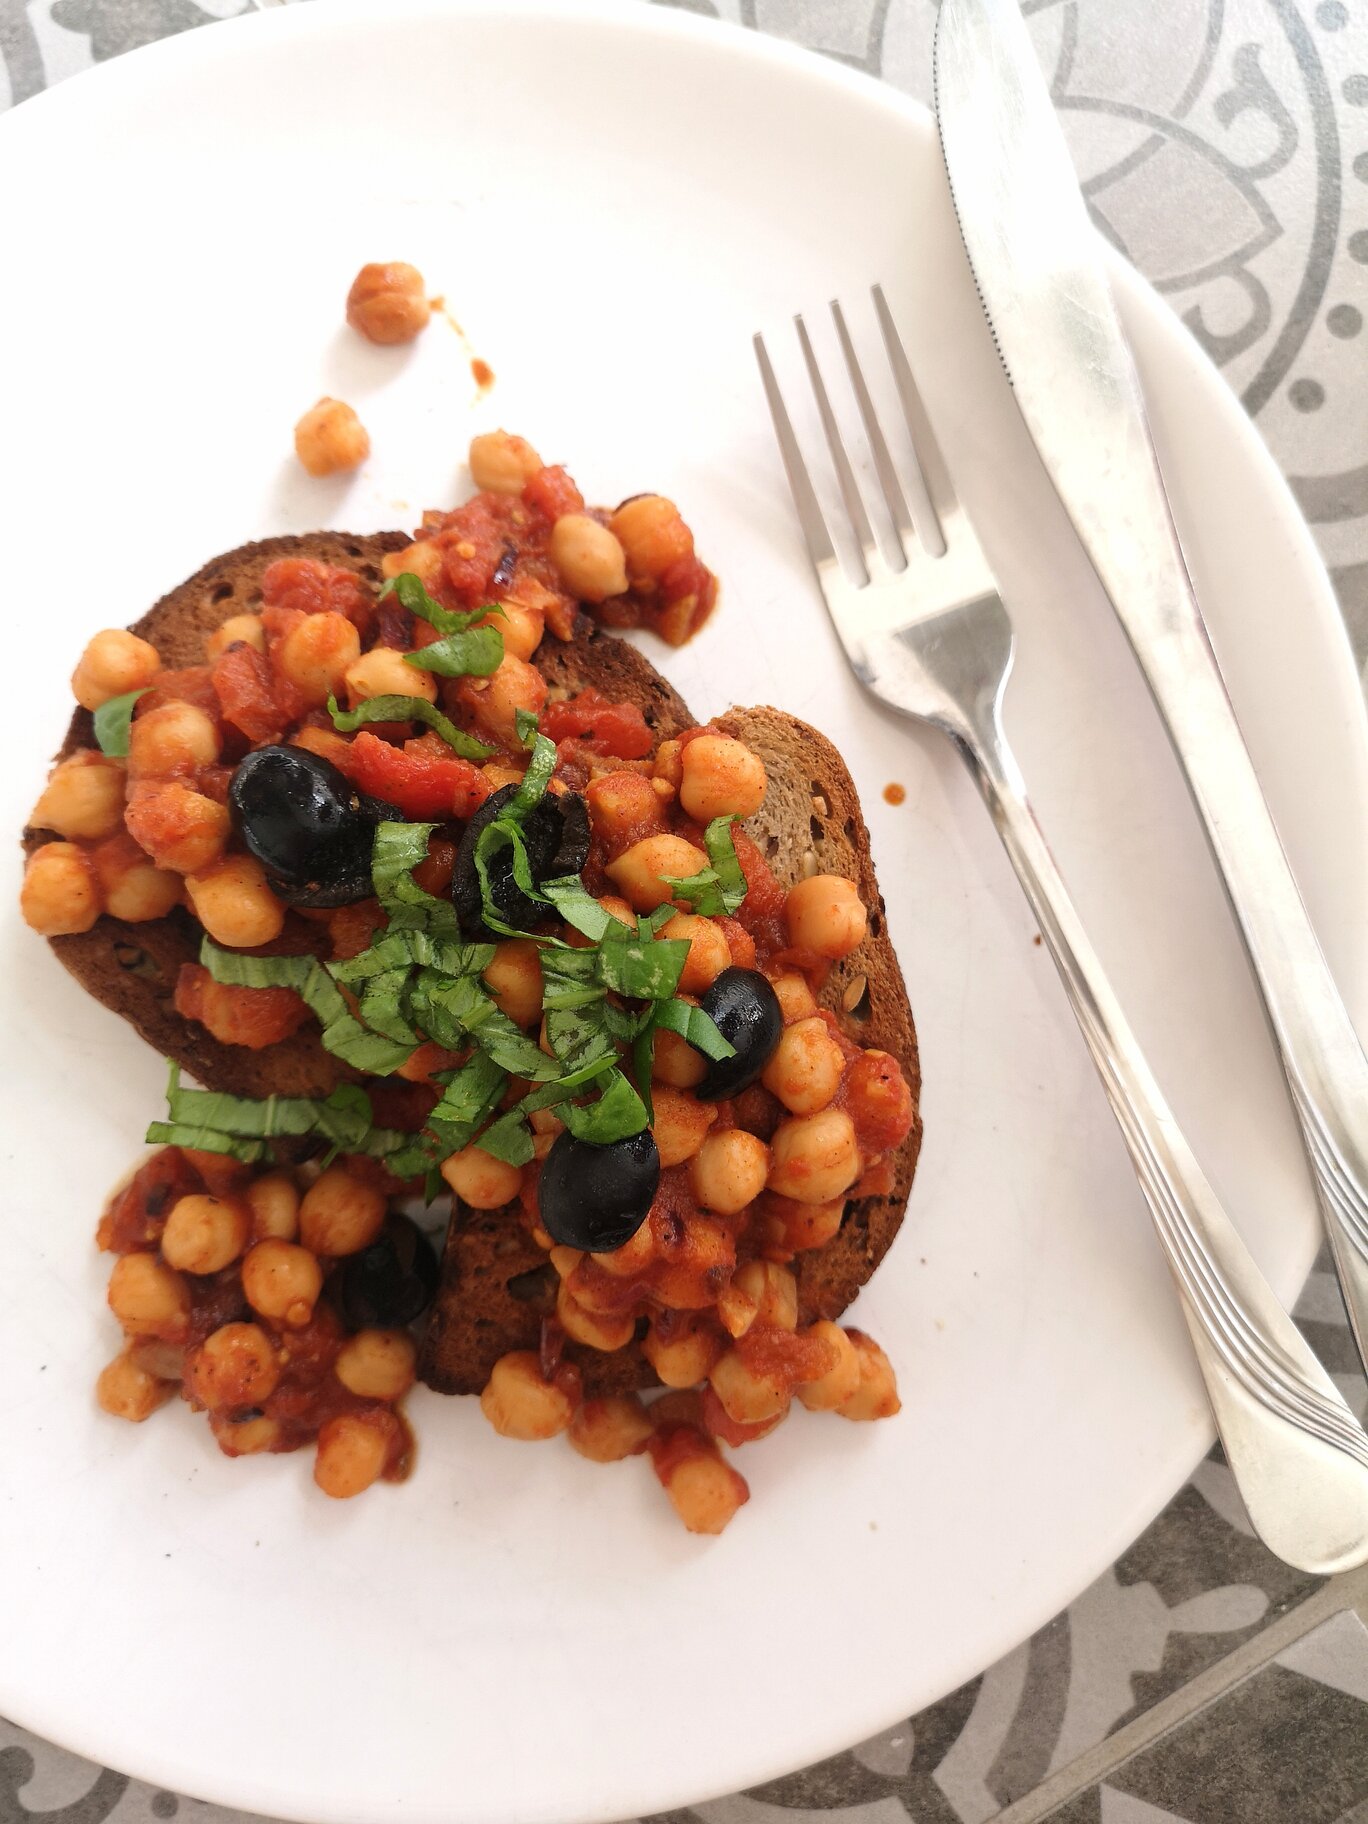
[1,4,1365,1821]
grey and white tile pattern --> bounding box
[2,1,1367,1820]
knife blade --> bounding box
[934,0,1368,1368]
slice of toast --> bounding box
[25,533,696,1099]
[419,704,922,1397]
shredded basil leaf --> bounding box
[475,1106,536,1167]
[329,931,493,985]
[597,932,689,1002]
[540,876,633,943]
[145,1122,267,1163]
[514,707,540,747]
[411,972,559,1080]
[198,940,416,1075]
[662,815,747,916]
[510,733,558,817]
[558,1069,649,1144]
[383,572,503,636]
[631,1023,656,1128]
[404,626,505,680]
[653,996,735,1060]
[472,820,547,937]
[326,692,493,762]
[371,821,461,936]
[424,1052,508,1154]
[93,688,150,758]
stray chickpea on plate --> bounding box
[18,262,921,1534]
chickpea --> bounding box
[381,538,445,588]
[334,1329,416,1401]
[761,1017,845,1116]
[609,495,692,586]
[768,1108,862,1204]
[770,970,818,1023]
[642,1316,724,1389]
[661,913,730,995]
[785,873,868,960]
[345,261,430,344]
[482,940,543,1027]
[836,1331,901,1421]
[653,738,684,789]
[245,1172,300,1241]
[659,1450,749,1535]
[469,429,543,496]
[206,612,265,659]
[715,1280,759,1339]
[586,770,665,848]
[127,700,220,781]
[95,841,181,922]
[107,1253,191,1342]
[294,396,370,477]
[650,1086,716,1168]
[314,1411,393,1498]
[795,1322,861,1411]
[710,1348,788,1425]
[556,1281,635,1353]
[20,843,100,936]
[72,629,161,712]
[653,1024,706,1089]
[299,1165,387,1256]
[441,1145,523,1210]
[732,1260,798,1331]
[96,1352,172,1422]
[606,833,710,912]
[160,1193,250,1276]
[186,855,286,949]
[679,735,767,823]
[241,1239,322,1327]
[290,724,355,769]
[550,514,628,603]
[212,1412,284,1456]
[276,611,362,707]
[464,652,547,744]
[777,1196,846,1252]
[568,1396,654,1463]
[690,1130,770,1216]
[487,596,544,661]
[343,645,438,707]
[480,1350,575,1440]
[184,1322,280,1410]
[31,753,125,841]
[124,781,230,874]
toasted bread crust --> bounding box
[419,706,922,1397]
[25,534,920,1398]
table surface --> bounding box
[2,2,1367,1822]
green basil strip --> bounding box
[653,996,735,1060]
[703,815,748,913]
[596,933,689,1002]
[326,692,493,762]
[514,707,540,748]
[631,1023,656,1128]
[371,821,461,935]
[475,1106,536,1168]
[329,932,493,986]
[424,1052,509,1153]
[472,821,547,937]
[540,875,633,943]
[145,1121,268,1163]
[383,572,501,636]
[358,969,423,1047]
[198,940,415,1075]
[558,1069,649,1144]
[510,732,558,818]
[93,688,150,759]
[412,972,559,1080]
[404,626,505,680]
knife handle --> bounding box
[1124,604,1368,1375]
[954,705,1368,1573]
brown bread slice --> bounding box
[25,533,696,1100]
[419,704,922,1397]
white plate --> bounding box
[1,5,1364,1822]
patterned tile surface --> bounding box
[2,2,1367,1822]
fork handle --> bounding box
[954,708,1368,1573]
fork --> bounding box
[755,288,1368,1574]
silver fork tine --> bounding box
[753,331,839,577]
[795,314,878,580]
[830,298,913,564]
[873,282,951,557]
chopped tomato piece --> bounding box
[653,554,718,646]
[522,464,584,522]
[212,643,286,746]
[174,963,311,1050]
[261,557,372,628]
[339,730,490,820]
[541,689,654,760]
[138,665,220,720]
[328,899,387,960]
[730,826,786,931]
[843,1049,915,1155]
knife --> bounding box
[934,0,1368,1373]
